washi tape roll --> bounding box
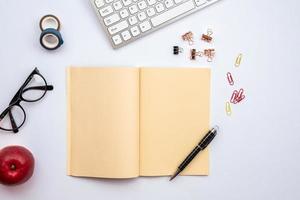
[40,28,64,50]
[39,14,61,31]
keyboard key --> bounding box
[139,21,151,32]
[147,0,156,6]
[129,5,138,14]
[151,0,195,27]
[155,3,165,12]
[130,26,140,36]
[164,0,174,8]
[121,30,132,41]
[108,20,129,34]
[128,16,138,25]
[174,0,183,4]
[194,0,207,6]
[120,9,129,18]
[99,6,113,17]
[113,1,123,10]
[137,12,147,21]
[106,0,114,3]
[137,1,147,9]
[104,13,120,26]
[122,0,132,6]
[146,8,156,16]
[95,0,105,8]
[112,34,122,45]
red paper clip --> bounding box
[230,89,245,104]
[236,88,245,103]
[230,90,238,104]
[227,72,234,86]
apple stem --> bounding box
[10,164,16,170]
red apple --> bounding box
[0,145,35,185]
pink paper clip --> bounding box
[236,88,245,103]
[237,88,244,98]
[236,95,245,103]
[227,72,234,86]
[230,90,239,104]
[230,88,246,104]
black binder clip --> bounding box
[173,46,183,55]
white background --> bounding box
[1,0,300,199]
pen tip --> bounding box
[169,174,176,181]
[169,169,181,181]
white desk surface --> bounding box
[1,0,300,199]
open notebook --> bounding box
[67,67,211,178]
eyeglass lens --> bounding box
[21,74,47,102]
[0,105,25,131]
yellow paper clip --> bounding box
[235,53,243,67]
[226,102,232,116]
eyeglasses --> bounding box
[0,68,54,133]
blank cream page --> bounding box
[67,67,140,178]
[139,68,210,176]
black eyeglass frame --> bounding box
[0,68,53,133]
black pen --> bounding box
[170,126,219,181]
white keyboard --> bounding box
[90,0,221,48]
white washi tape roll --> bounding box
[39,14,61,31]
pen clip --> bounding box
[198,128,217,149]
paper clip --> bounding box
[230,90,239,104]
[200,49,215,62]
[201,29,213,43]
[235,53,243,67]
[226,102,232,116]
[173,46,183,55]
[230,89,245,104]
[227,72,234,86]
[236,88,245,103]
[182,31,194,45]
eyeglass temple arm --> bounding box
[0,109,8,120]
[8,109,19,133]
[22,85,54,93]
[0,105,19,133]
